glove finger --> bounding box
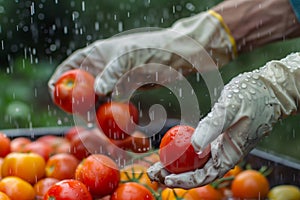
[147,162,170,184]
[191,89,238,152]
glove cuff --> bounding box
[208,10,237,58]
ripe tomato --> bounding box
[64,126,87,141]
[1,152,46,184]
[160,187,199,200]
[43,179,92,200]
[111,182,155,200]
[96,101,139,140]
[159,125,211,174]
[45,153,79,180]
[231,169,270,199]
[110,130,151,153]
[0,133,11,158]
[120,164,159,191]
[53,68,97,114]
[75,154,120,198]
[22,141,53,161]
[10,137,31,152]
[0,191,10,200]
[190,184,223,200]
[0,158,3,179]
[33,178,59,200]
[0,176,35,200]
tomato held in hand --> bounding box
[111,182,155,200]
[96,101,139,140]
[75,154,120,198]
[53,69,97,114]
[159,125,211,174]
[43,179,92,200]
[231,169,270,199]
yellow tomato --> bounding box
[0,176,35,200]
[268,185,300,200]
[160,187,199,200]
[0,191,11,200]
[1,152,45,184]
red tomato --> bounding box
[53,69,97,114]
[110,130,151,153]
[10,137,31,152]
[75,154,120,198]
[96,101,139,140]
[111,182,155,200]
[33,178,59,200]
[0,133,11,158]
[43,179,92,200]
[64,126,87,141]
[231,169,270,199]
[45,153,80,180]
[23,141,53,161]
[159,125,211,174]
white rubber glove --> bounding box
[147,52,300,189]
[48,10,235,99]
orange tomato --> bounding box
[0,191,10,200]
[190,184,223,200]
[33,177,59,200]
[111,182,155,200]
[0,133,11,158]
[1,152,45,184]
[160,187,199,200]
[0,158,3,179]
[231,169,270,199]
[45,153,79,180]
[120,164,159,191]
[0,176,35,200]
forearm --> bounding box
[213,0,300,53]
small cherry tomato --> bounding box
[159,125,211,174]
[96,101,139,140]
[160,187,199,200]
[110,130,151,153]
[190,184,223,200]
[1,152,46,184]
[33,178,59,200]
[120,164,159,191]
[0,133,11,158]
[10,137,31,152]
[64,126,87,141]
[43,179,92,200]
[111,182,155,200]
[231,169,270,199]
[53,69,97,114]
[23,141,53,161]
[45,153,79,180]
[0,176,35,200]
[75,154,120,198]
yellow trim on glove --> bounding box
[208,10,237,57]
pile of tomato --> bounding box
[1,128,300,200]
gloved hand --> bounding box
[147,52,300,189]
[48,10,235,100]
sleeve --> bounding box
[290,0,300,22]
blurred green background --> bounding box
[1,0,300,161]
